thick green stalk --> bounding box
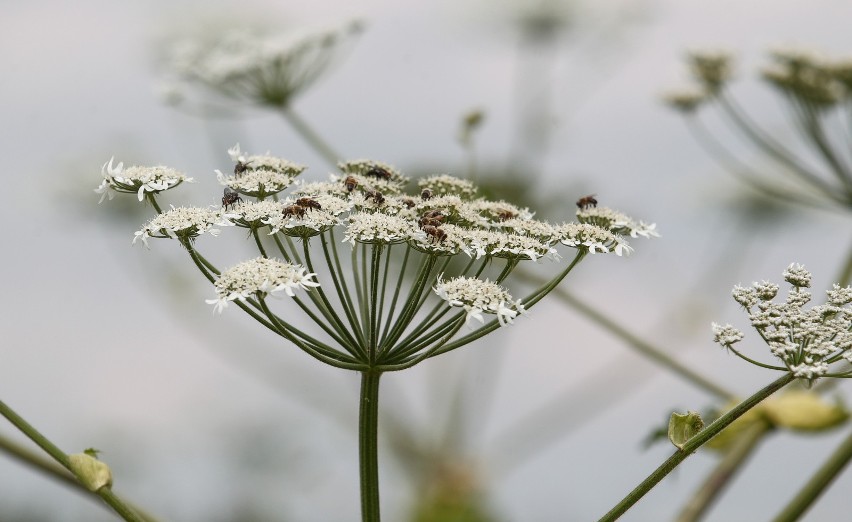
[359,370,382,522]
[598,372,795,522]
[772,428,852,522]
[0,401,147,522]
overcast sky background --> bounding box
[2,0,852,520]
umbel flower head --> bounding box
[161,21,363,109]
[102,146,657,372]
[206,257,319,313]
[713,263,852,383]
[95,157,193,203]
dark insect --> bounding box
[365,166,392,180]
[222,188,243,209]
[344,175,358,193]
[234,160,253,176]
[365,190,385,205]
[421,188,433,200]
[418,210,446,228]
[401,198,416,209]
[282,204,306,219]
[295,197,322,210]
[496,209,517,221]
[576,194,598,210]
[422,225,447,243]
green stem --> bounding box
[675,420,771,522]
[428,251,585,359]
[598,372,795,522]
[516,270,736,401]
[0,432,160,522]
[252,228,268,257]
[835,236,852,287]
[369,244,383,361]
[0,401,147,522]
[322,231,367,349]
[359,370,382,522]
[281,106,342,166]
[772,427,852,522]
[257,298,366,370]
[145,194,164,214]
[301,238,363,355]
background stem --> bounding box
[772,428,852,522]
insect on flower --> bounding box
[421,188,433,200]
[419,210,446,228]
[234,159,253,176]
[295,197,322,210]
[222,187,243,209]
[344,175,358,193]
[496,209,517,221]
[576,194,598,210]
[365,166,392,180]
[422,225,447,243]
[282,204,306,219]
[365,190,385,205]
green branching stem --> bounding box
[772,427,852,522]
[0,401,148,522]
[301,238,364,355]
[428,250,585,359]
[379,317,466,372]
[322,231,367,348]
[715,91,838,197]
[684,116,832,208]
[280,106,342,166]
[257,298,366,371]
[727,345,789,371]
[598,372,795,522]
[380,254,437,350]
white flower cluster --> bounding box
[576,206,660,239]
[163,22,362,108]
[553,223,633,256]
[206,257,320,313]
[343,213,415,245]
[133,206,233,247]
[715,264,852,381]
[434,274,526,327]
[96,158,193,203]
[215,144,306,196]
[418,174,478,199]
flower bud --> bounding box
[668,411,704,450]
[68,452,113,492]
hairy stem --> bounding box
[598,372,794,522]
[0,401,148,522]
